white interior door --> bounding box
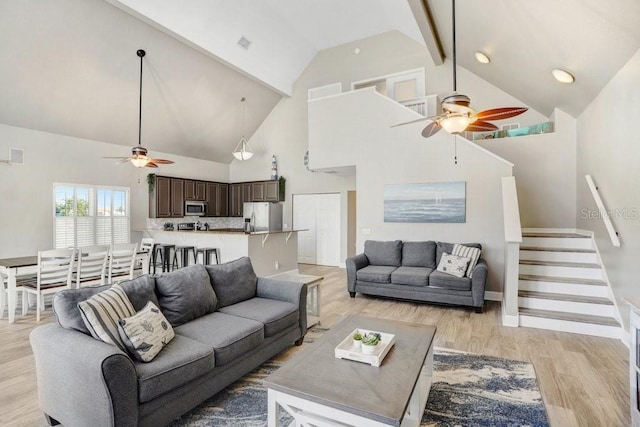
[293,194,316,264]
[293,193,341,266]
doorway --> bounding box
[293,193,341,266]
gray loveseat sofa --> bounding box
[30,257,307,427]
[346,240,487,312]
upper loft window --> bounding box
[54,183,130,249]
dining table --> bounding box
[0,252,150,324]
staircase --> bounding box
[516,229,622,339]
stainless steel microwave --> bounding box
[184,201,206,216]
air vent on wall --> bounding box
[237,36,251,50]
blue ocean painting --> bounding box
[384,181,466,223]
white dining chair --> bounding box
[0,272,6,320]
[136,238,154,274]
[20,248,74,322]
[108,243,138,284]
[75,245,109,288]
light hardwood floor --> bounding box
[0,264,630,426]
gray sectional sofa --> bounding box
[346,240,487,312]
[29,257,307,427]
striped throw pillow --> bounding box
[78,284,135,352]
[452,244,481,278]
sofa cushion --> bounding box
[452,244,482,278]
[54,284,111,334]
[391,266,432,287]
[436,242,482,265]
[401,241,436,268]
[118,301,175,363]
[174,312,264,366]
[364,240,403,267]
[134,334,214,403]
[205,257,257,308]
[356,265,396,283]
[155,264,217,327]
[429,270,472,291]
[219,298,299,337]
[118,275,159,312]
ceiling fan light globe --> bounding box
[440,115,473,134]
[131,156,149,168]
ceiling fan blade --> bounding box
[390,114,444,128]
[465,121,499,132]
[149,158,174,165]
[145,162,159,168]
[116,158,132,165]
[422,121,442,138]
[474,107,528,121]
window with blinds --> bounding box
[54,184,130,248]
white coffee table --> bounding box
[265,315,436,427]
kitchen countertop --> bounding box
[142,228,307,235]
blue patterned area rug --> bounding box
[170,331,548,427]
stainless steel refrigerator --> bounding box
[243,202,283,232]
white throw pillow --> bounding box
[118,301,175,362]
[78,284,135,352]
[452,244,482,277]
[437,253,471,278]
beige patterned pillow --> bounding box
[452,244,481,277]
[437,253,471,278]
[118,301,175,362]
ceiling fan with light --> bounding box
[103,49,174,168]
[393,0,527,138]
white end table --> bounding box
[270,272,323,328]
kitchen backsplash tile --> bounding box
[146,217,244,230]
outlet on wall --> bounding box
[275,261,279,270]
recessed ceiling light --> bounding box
[552,69,575,84]
[475,51,490,64]
[354,48,361,55]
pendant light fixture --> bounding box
[232,97,254,161]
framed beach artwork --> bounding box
[384,181,466,223]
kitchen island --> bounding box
[142,229,301,277]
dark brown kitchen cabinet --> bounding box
[206,183,229,217]
[265,180,280,201]
[242,183,253,203]
[185,180,206,201]
[170,178,184,217]
[150,176,184,218]
[251,182,265,201]
[229,183,243,217]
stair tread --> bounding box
[519,260,600,269]
[518,290,613,305]
[519,274,607,286]
[520,246,596,254]
[519,308,620,327]
[522,232,589,238]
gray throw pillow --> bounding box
[364,240,403,267]
[402,241,436,268]
[53,284,111,334]
[155,264,218,327]
[205,257,257,308]
[117,274,159,311]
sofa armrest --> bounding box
[256,277,308,334]
[471,258,488,308]
[346,253,369,293]
[30,323,138,427]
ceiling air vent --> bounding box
[237,36,251,50]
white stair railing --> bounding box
[502,176,522,327]
[585,175,621,247]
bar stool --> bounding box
[172,246,197,270]
[152,244,176,273]
[196,247,220,265]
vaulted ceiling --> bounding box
[1,0,639,164]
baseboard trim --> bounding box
[484,291,502,301]
[502,311,519,327]
[338,262,346,269]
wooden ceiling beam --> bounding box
[407,0,444,65]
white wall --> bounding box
[476,108,578,228]
[309,87,513,292]
[0,123,228,258]
[230,30,546,273]
[576,48,640,330]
